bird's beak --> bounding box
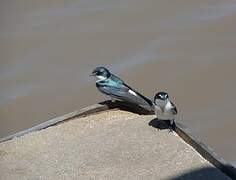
[89,73,95,77]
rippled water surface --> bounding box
[1,0,236,165]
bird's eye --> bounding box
[97,71,102,75]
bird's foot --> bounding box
[110,97,116,103]
[168,126,173,133]
[156,127,161,131]
[168,119,176,132]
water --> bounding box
[1,0,236,165]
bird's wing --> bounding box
[96,80,152,111]
[110,74,152,105]
[123,83,153,107]
[170,101,178,114]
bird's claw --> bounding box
[168,120,175,133]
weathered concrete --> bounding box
[0,110,231,180]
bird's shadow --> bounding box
[99,100,154,115]
[148,118,176,131]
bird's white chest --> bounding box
[153,101,173,120]
[165,101,173,112]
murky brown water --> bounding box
[1,0,236,165]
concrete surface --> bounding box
[0,110,231,180]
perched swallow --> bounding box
[90,67,153,111]
[153,92,177,126]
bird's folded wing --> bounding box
[171,101,178,114]
[97,83,152,110]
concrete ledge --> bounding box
[0,103,111,143]
[175,122,236,179]
[0,101,152,143]
[0,100,235,179]
[0,110,231,180]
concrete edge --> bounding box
[0,100,150,143]
[0,102,112,143]
[0,101,235,179]
[175,122,236,179]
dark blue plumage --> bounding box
[91,67,153,111]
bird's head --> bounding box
[154,91,169,104]
[90,67,111,81]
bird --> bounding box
[90,67,153,111]
[153,91,177,127]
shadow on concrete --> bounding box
[99,100,236,179]
[99,100,154,115]
[149,118,236,180]
[169,166,232,180]
[148,118,175,131]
